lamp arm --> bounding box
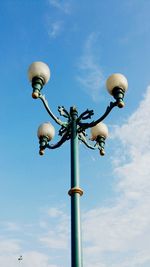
[78,133,97,150]
[47,131,70,149]
[39,93,67,127]
[78,101,117,130]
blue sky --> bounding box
[1,0,150,266]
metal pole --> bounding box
[68,106,83,267]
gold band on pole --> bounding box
[68,187,84,196]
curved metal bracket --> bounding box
[78,101,117,131]
[39,93,68,127]
[78,133,97,150]
[47,131,70,149]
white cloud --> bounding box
[0,238,21,254]
[0,221,62,267]
[47,207,64,218]
[48,0,72,14]
[0,238,22,267]
[0,245,57,267]
[0,207,69,266]
[48,21,63,39]
[0,221,21,231]
[47,0,72,39]
[77,32,104,102]
[82,86,150,266]
[112,87,150,158]
[21,251,56,267]
[40,208,69,250]
[40,230,68,250]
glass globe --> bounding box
[106,73,128,95]
[37,122,55,141]
[28,61,50,84]
[91,122,108,141]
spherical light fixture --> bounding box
[37,122,55,156]
[28,61,50,84]
[91,122,108,141]
[106,73,128,94]
[106,73,128,108]
[37,122,55,141]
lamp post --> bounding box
[28,61,128,267]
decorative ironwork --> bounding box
[37,92,119,155]
[78,101,117,130]
[58,106,70,119]
[77,109,94,122]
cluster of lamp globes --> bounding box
[28,62,128,156]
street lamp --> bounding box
[28,61,128,267]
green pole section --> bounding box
[69,106,83,267]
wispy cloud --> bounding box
[47,207,65,218]
[40,207,69,250]
[21,251,57,267]
[82,86,150,267]
[0,221,21,232]
[0,243,57,267]
[48,20,64,39]
[48,0,72,14]
[46,0,71,39]
[77,32,105,102]
[0,238,21,254]
[0,209,68,266]
[46,0,72,39]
